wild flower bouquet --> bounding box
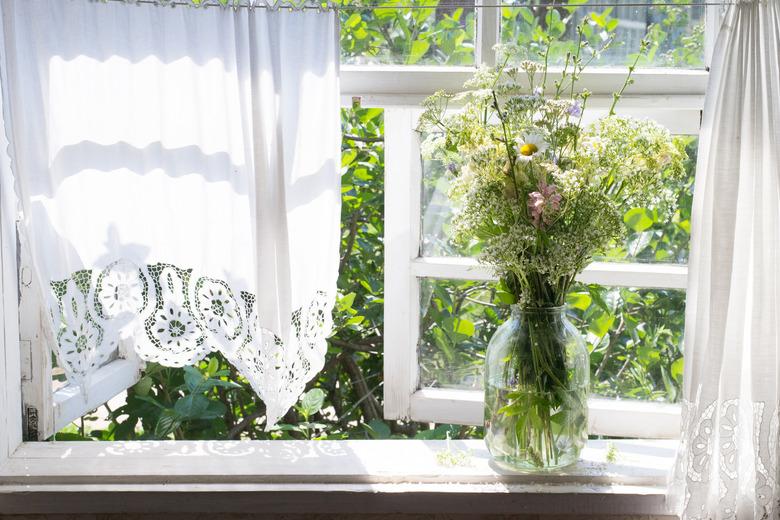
[418,37,686,470]
[419,45,686,306]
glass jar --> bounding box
[484,305,589,472]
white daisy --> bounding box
[515,133,548,162]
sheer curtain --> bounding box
[672,1,780,517]
[0,0,341,428]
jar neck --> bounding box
[511,305,566,319]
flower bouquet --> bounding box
[418,33,686,471]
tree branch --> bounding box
[343,134,384,144]
[339,210,361,274]
[329,336,383,353]
[340,354,382,422]
[227,405,266,440]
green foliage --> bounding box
[341,0,704,68]
[340,2,475,65]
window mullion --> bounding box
[475,1,499,67]
[704,4,724,70]
[383,108,422,421]
[411,257,688,290]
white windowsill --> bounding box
[0,439,678,516]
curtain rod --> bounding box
[98,0,732,10]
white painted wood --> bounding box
[0,439,678,515]
[589,397,681,439]
[577,262,688,290]
[383,109,422,421]
[53,358,141,432]
[0,483,676,517]
[0,168,21,461]
[342,93,705,119]
[410,387,484,425]
[0,13,23,458]
[16,230,142,438]
[704,4,724,70]
[412,257,688,290]
[3,438,676,486]
[475,2,499,67]
[17,239,54,440]
[342,65,708,101]
[410,388,681,439]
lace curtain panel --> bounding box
[0,0,341,428]
[672,0,780,518]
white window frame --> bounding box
[357,5,716,440]
[0,4,721,514]
[17,238,144,439]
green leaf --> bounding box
[154,410,180,438]
[173,395,210,420]
[298,388,326,419]
[345,13,362,29]
[671,357,684,382]
[443,317,475,337]
[624,208,654,232]
[338,292,357,310]
[407,40,431,65]
[201,399,228,420]
[135,394,167,410]
[206,357,220,377]
[183,365,205,393]
[588,312,615,337]
[566,292,592,311]
[133,376,153,397]
[364,418,391,439]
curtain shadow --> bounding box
[39,140,250,198]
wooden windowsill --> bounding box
[0,439,678,516]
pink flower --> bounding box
[527,179,562,229]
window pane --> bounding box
[500,2,706,68]
[421,135,696,262]
[420,150,477,256]
[340,2,476,65]
[418,278,685,403]
[598,135,696,263]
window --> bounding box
[374,4,714,440]
[0,3,729,517]
[7,1,717,445]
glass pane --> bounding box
[418,278,685,402]
[500,2,706,68]
[598,135,696,263]
[421,135,696,262]
[340,2,476,65]
[420,149,478,256]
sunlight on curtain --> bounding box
[0,0,341,428]
[671,0,780,517]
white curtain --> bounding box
[0,0,341,428]
[672,1,780,518]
